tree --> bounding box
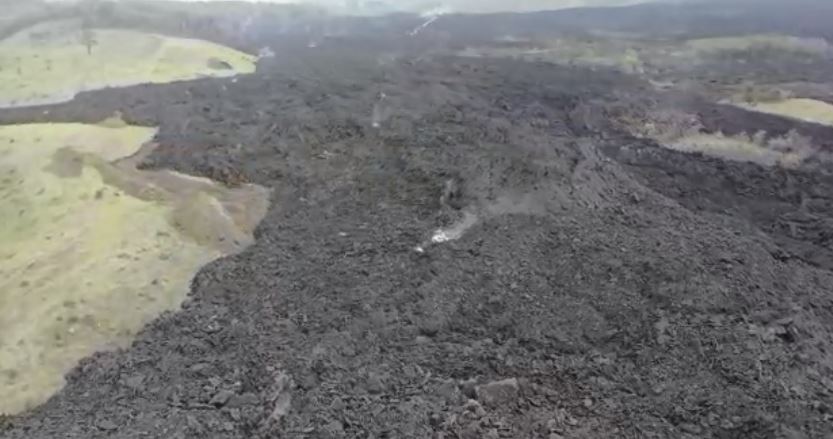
[79,0,99,55]
[80,22,97,55]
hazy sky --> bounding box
[43,0,659,14]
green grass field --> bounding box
[0,120,268,414]
[737,98,833,127]
[0,20,256,108]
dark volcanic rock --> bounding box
[3,4,833,439]
[475,378,520,407]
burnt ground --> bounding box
[3,5,833,439]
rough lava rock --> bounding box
[475,378,520,407]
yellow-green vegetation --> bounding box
[0,122,269,414]
[460,38,652,75]
[0,20,257,108]
[460,32,830,79]
[737,98,833,127]
[668,133,784,167]
[687,34,830,55]
[619,109,816,168]
[667,131,814,168]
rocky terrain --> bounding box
[2,1,833,438]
